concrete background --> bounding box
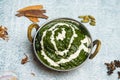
[0,0,120,80]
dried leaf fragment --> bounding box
[17,5,43,12]
[24,13,48,19]
[27,17,39,22]
[21,54,29,64]
[0,25,9,41]
[31,73,35,76]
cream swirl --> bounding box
[39,22,91,67]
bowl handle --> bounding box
[89,40,101,59]
[27,23,39,43]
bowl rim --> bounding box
[33,17,93,71]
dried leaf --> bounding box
[24,13,48,19]
[0,26,9,41]
[27,17,39,22]
[19,10,46,14]
[21,54,29,64]
[17,5,43,12]
[16,10,46,17]
[31,73,35,76]
[16,10,48,19]
[15,13,24,17]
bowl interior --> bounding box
[33,18,92,71]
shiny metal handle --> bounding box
[27,23,39,43]
[89,40,101,59]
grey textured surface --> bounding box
[0,0,120,80]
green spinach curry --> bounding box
[35,18,92,70]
